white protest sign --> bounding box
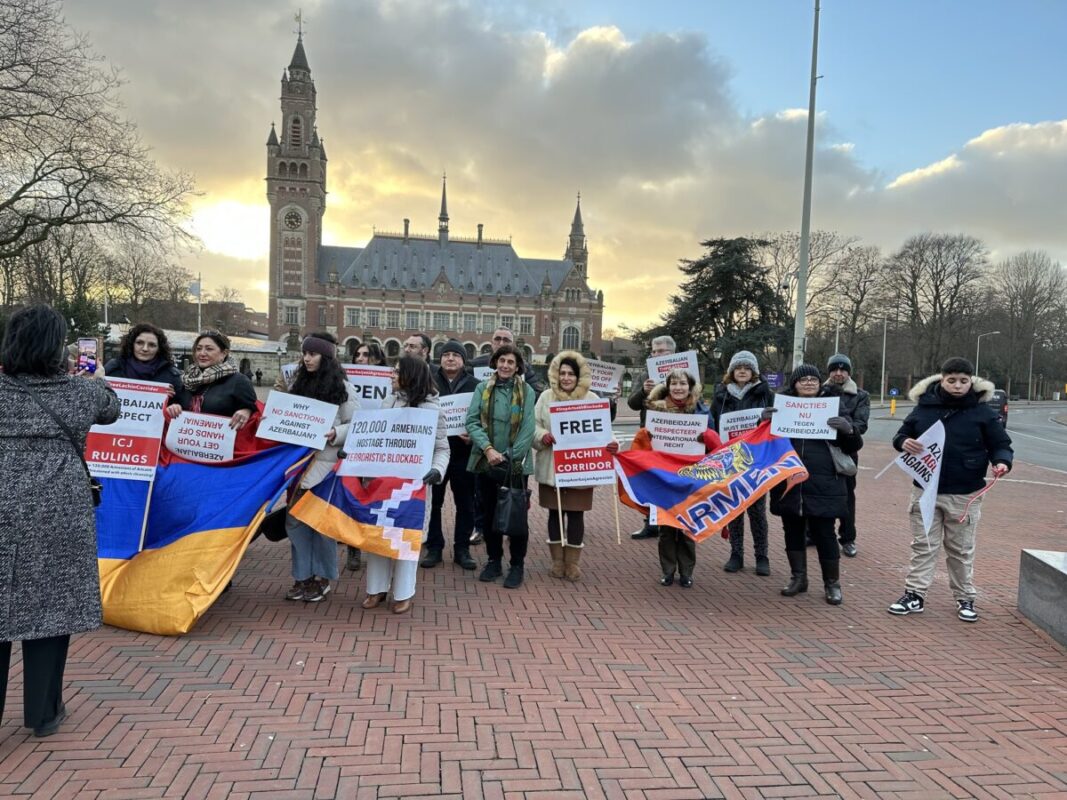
[437,393,474,437]
[646,410,708,456]
[719,408,765,441]
[550,399,614,487]
[342,364,393,410]
[891,420,946,534]
[646,350,700,384]
[586,359,624,394]
[258,391,338,450]
[165,412,237,463]
[473,366,494,381]
[85,378,170,481]
[770,395,840,440]
[338,407,438,479]
[281,362,298,385]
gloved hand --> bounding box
[827,416,853,434]
[759,407,777,422]
[541,433,555,446]
[606,441,619,454]
[422,468,443,485]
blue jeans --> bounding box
[287,492,339,580]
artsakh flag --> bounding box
[289,469,427,561]
[616,422,808,542]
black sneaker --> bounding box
[957,600,978,622]
[420,548,443,569]
[842,542,857,558]
[503,565,525,589]
[479,559,502,582]
[755,556,770,576]
[304,579,329,603]
[285,580,308,601]
[631,523,657,540]
[32,703,67,738]
[888,591,924,615]
[723,553,743,572]
[453,548,477,570]
[469,529,484,546]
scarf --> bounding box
[726,381,755,400]
[182,357,238,392]
[123,356,164,381]
[477,373,526,462]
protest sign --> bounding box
[770,395,840,440]
[718,408,765,440]
[888,420,945,534]
[549,399,614,487]
[473,366,494,381]
[646,410,708,456]
[338,407,438,479]
[281,362,298,385]
[646,350,700,383]
[437,393,474,436]
[85,378,170,481]
[257,391,338,450]
[585,359,624,394]
[342,364,394,409]
[165,412,237,463]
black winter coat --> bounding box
[769,386,863,519]
[187,372,258,417]
[104,357,191,408]
[824,377,870,435]
[434,368,479,464]
[709,379,775,434]
[892,375,1013,495]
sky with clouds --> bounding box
[62,0,1067,330]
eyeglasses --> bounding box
[492,336,511,342]
[795,377,821,384]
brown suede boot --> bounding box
[563,546,582,581]
[549,542,565,578]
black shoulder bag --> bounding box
[10,375,104,506]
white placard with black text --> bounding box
[770,395,840,440]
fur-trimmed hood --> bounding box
[547,350,592,401]
[647,380,705,414]
[823,376,859,395]
[909,373,995,404]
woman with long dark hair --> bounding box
[361,356,449,614]
[105,322,188,416]
[0,305,120,737]
[278,333,360,602]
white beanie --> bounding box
[727,350,759,375]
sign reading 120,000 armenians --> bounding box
[550,399,614,487]
[338,407,439,480]
[86,378,170,480]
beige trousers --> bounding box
[904,488,982,602]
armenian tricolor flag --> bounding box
[616,423,807,542]
[98,444,311,635]
[289,471,426,561]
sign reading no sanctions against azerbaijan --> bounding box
[164,412,237,463]
[646,350,700,383]
[258,391,339,450]
[437,393,474,436]
[86,378,170,481]
[338,407,438,480]
[550,399,614,487]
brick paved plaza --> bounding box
[0,442,1064,799]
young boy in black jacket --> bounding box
[887,357,1012,623]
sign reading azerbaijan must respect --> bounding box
[85,378,170,481]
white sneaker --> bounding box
[888,591,924,615]
[956,600,978,622]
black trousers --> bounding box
[547,510,585,546]
[427,458,476,551]
[0,634,70,728]
[837,474,858,544]
[476,473,529,567]
[658,527,696,579]
[782,514,840,562]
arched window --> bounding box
[278,162,288,177]
[290,116,303,146]
[385,340,400,358]
[464,343,476,360]
[290,161,298,175]
[562,325,580,351]
[432,341,445,360]
[299,163,308,178]
[480,343,493,355]
[344,338,361,361]
[522,345,533,363]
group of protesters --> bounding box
[0,304,1013,738]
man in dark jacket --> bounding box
[887,357,1012,623]
[468,327,545,394]
[825,354,869,557]
[422,339,479,570]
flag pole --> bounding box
[611,480,621,545]
[197,271,202,332]
[555,485,565,547]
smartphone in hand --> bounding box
[77,338,98,374]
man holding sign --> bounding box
[887,358,1012,623]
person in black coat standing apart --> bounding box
[767,364,863,605]
[422,340,479,571]
[823,354,870,557]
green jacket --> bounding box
[465,377,536,475]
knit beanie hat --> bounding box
[788,363,822,388]
[439,339,466,362]
[827,353,852,373]
[728,350,759,375]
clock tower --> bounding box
[266,33,328,340]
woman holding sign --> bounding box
[533,351,619,581]
[105,323,189,415]
[361,356,450,614]
[767,365,862,605]
[177,331,258,430]
[710,351,775,577]
[279,334,360,603]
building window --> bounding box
[406,311,420,330]
[562,325,580,351]
[464,343,476,360]
[480,343,493,355]
[290,116,302,146]
[318,306,326,326]
[385,340,400,358]
[432,341,445,360]
[481,314,495,333]
[386,310,400,329]
[345,307,360,327]
[500,314,514,331]
[285,306,299,325]
[367,309,380,327]
[463,313,477,331]
[518,316,533,335]
[432,312,450,330]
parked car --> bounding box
[987,389,1009,427]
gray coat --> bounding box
[0,374,120,640]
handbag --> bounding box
[9,375,104,506]
[485,451,514,484]
[493,470,531,538]
[827,443,858,477]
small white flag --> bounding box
[188,281,201,298]
[890,420,946,534]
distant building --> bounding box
[265,35,604,362]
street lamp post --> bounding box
[879,315,888,407]
[1028,338,1046,403]
[974,330,1000,376]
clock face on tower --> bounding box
[284,211,302,230]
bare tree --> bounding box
[754,230,860,319]
[0,0,196,260]
[108,244,172,315]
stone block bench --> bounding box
[1018,549,1067,648]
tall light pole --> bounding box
[1028,338,1045,403]
[975,330,1000,376]
[879,315,888,407]
[790,0,821,369]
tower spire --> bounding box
[570,191,584,236]
[564,191,588,278]
[438,173,449,244]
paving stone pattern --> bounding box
[1,443,1065,799]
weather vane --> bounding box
[294,9,304,38]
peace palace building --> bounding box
[266,37,604,363]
